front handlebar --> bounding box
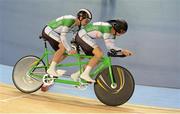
[107,49,126,57]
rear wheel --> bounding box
[94,65,135,106]
[12,55,46,93]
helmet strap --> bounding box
[113,31,117,39]
[78,21,82,31]
[78,16,84,21]
[114,34,116,39]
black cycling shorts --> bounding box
[42,26,60,51]
[75,34,94,56]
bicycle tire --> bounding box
[12,55,46,93]
[94,65,135,106]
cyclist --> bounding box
[71,19,133,83]
[42,9,92,77]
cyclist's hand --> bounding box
[121,49,133,56]
[68,49,77,55]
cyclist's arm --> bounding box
[103,33,122,51]
[104,33,133,56]
[60,27,72,52]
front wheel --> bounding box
[94,65,135,106]
[12,55,46,93]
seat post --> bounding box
[41,37,49,65]
[39,35,47,49]
[44,39,47,49]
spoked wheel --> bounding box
[12,55,46,93]
[94,65,135,106]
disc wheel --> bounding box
[94,65,135,106]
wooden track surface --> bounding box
[0,83,179,113]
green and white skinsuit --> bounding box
[77,22,122,51]
[44,15,79,52]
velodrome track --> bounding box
[0,83,179,113]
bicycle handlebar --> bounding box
[107,49,126,57]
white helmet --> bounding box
[77,8,92,20]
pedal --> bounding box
[50,75,58,79]
[74,83,88,90]
[42,74,54,86]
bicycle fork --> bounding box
[90,56,116,87]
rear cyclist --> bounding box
[71,19,133,83]
[41,9,92,91]
[42,9,92,77]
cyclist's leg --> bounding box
[52,43,66,63]
[71,34,93,81]
[80,47,103,82]
[75,34,103,82]
[43,26,66,77]
[88,47,103,68]
[48,43,67,76]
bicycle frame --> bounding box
[28,41,115,86]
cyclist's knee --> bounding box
[58,43,65,51]
[93,47,104,59]
[96,51,103,59]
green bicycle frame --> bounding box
[28,45,115,86]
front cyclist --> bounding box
[71,19,133,83]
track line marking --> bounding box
[0,94,30,102]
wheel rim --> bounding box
[13,56,45,93]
